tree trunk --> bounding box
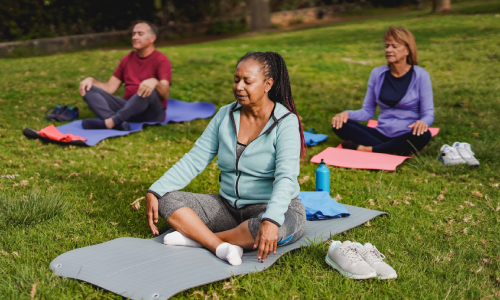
[249,0,272,31]
[433,0,451,13]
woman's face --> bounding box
[385,36,409,64]
[233,59,273,106]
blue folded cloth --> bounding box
[299,191,350,221]
[303,128,328,146]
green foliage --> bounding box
[0,1,499,298]
[207,18,247,35]
[0,192,69,228]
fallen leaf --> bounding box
[472,191,483,198]
[464,201,475,207]
[364,221,371,227]
[336,194,342,202]
[89,193,93,200]
[191,291,204,297]
[471,267,482,274]
[392,200,399,206]
[298,175,310,184]
[12,251,19,258]
[480,239,488,248]
[130,196,145,211]
[110,222,119,226]
[368,199,375,206]
[222,281,234,290]
[478,258,488,265]
[30,284,37,299]
[463,216,472,223]
[212,293,220,300]
[403,200,410,205]
[437,194,445,201]
[490,183,499,188]
[1,250,9,257]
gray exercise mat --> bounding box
[49,204,386,300]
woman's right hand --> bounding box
[146,193,159,235]
[331,111,349,129]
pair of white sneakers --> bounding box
[439,142,479,166]
[326,240,397,280]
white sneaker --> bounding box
[452,142,480,167]
[325,240,377,280]
[353,242,397,280]
[438,144,466,166]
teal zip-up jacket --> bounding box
[148,101,301,226]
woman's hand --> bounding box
[331,111,349,130]
[146,193,159,235]
[408,120,428,136]
[254,220,279,262]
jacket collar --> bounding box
[229,101,292,137]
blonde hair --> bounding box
[384,27,418,65]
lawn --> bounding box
[1,2,500,299]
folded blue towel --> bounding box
[303,128,328,146]
[299,191,350,221]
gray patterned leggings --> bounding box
[158,191,306,247]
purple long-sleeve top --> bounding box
[347,65,434,138]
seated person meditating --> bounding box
[79,21,171,131]
[332,27,434,156]
[145,52,307,266]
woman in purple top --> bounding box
[331,27,434,156]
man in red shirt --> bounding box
[79,21,172,131]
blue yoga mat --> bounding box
[299,191,350,221]
[303,129,328,146]
[24,99,216,146]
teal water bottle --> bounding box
[316,159,330,194]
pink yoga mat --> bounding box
[366,120,440,137]
[314,120,439,171]
[311,147,410,171]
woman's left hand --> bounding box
[408,120,428,136]
[254,220,279,262]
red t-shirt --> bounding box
[113,50,172,109]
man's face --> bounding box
[132,23,155,50]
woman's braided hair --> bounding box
[237,52,306,159]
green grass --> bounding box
[1,2,500,299]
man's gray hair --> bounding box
[135,20,159,37]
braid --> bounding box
[237,52,306,159]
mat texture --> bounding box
[311,147,410,171]
[49,204,386,300]
[23,99,216,146]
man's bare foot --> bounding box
[104,118,115,129]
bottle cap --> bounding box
[320,159,325,164]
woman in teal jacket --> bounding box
[146,52,307,266]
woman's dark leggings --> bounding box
[332,119,431,156]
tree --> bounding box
[249,0,272,31]
[433,0,451,13]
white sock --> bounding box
[215,243,244,266]
[163,231,202,248]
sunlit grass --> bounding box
[1,1,499,299]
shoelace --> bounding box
[341,245,365,264]
[359,247,385,263]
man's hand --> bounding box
[138,78,159,98]
[253,220,279,263]
[79,77,94,97]
[146,193,159,235]
[332,111,349,130]
[408,120,428,136]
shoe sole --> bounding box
[377,274,398,280]
[438,155,466,166]
[325,256,377,280]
